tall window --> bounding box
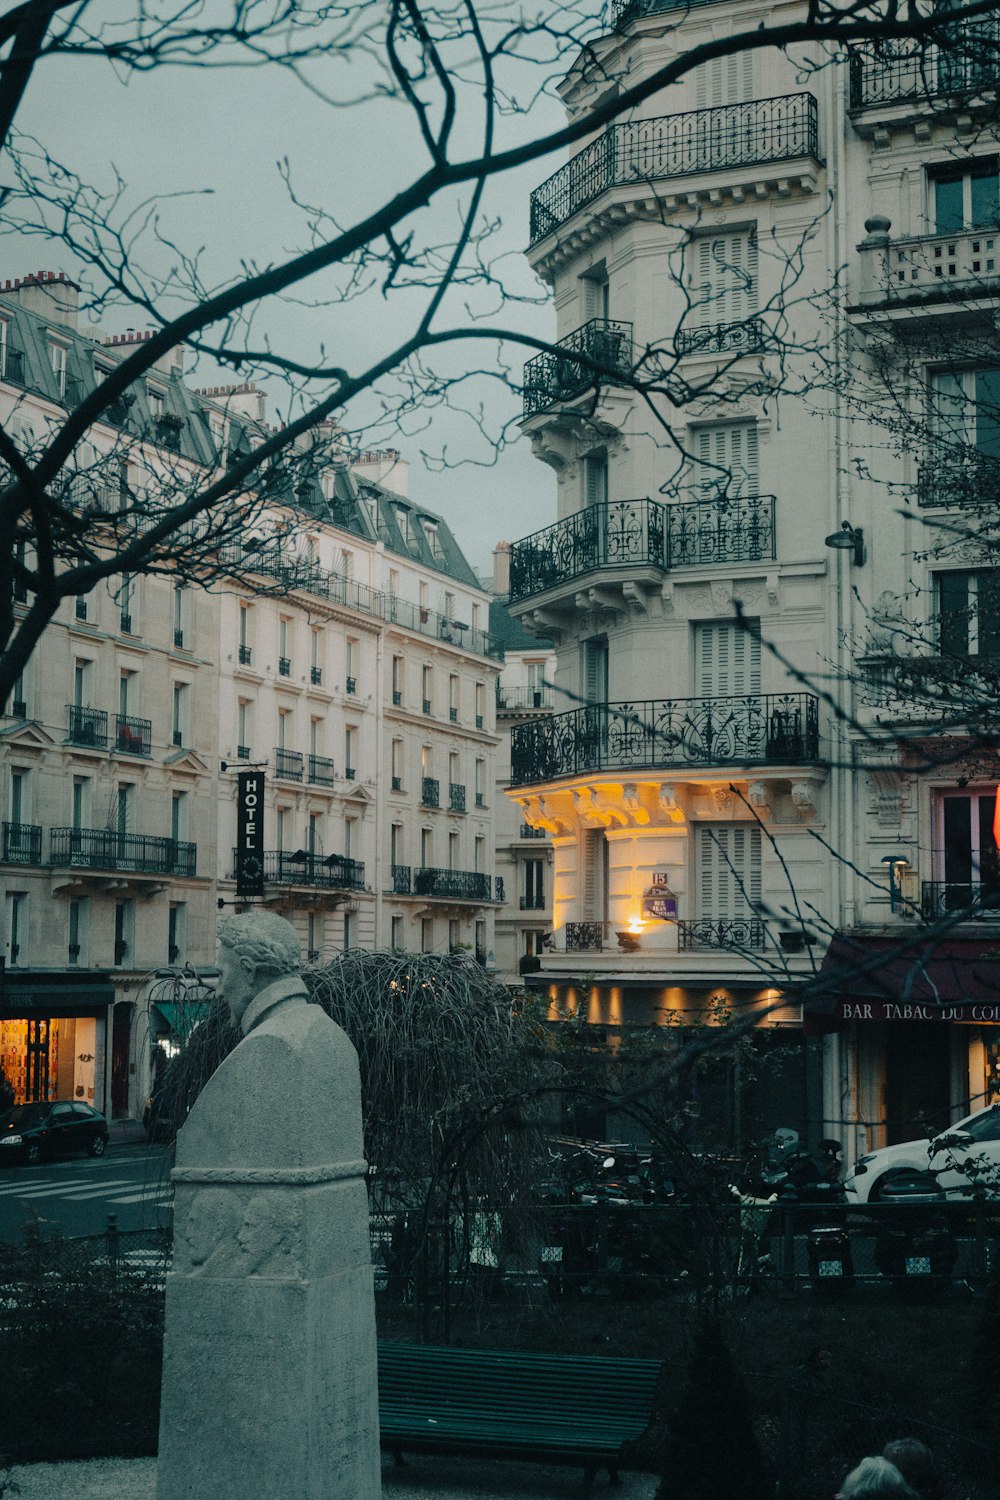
[345,726,356,778]
[582,636,609,704]
[392,655,404,705]
[168,903,187,964]
[119,574,134,632]
[421,827,433,867]
[689,229,758,336]
[421,917,434,953]
[933,789,1000,911]
[390,823,403,868]
[695,619,761,697]
[523,858,545,910]
[583,452,608,509]
[114,899,134,965]
[937,571,1000,658]
[582,266,610,321]
[580,829,608,922]
[698,824,762,919]
[448,830,459,870]
[422,665,433,713]
[932,157,999,234]
[6,892,26,966]
[172,582,186,647]
[692,421,759,498]
[49,340,67,398]
[391,914,404,949]
[71,776,89,830]
[929,368,1000,464]
[171,790,189,843]
[171,682,189,746]
[449,674,459,720]
[277,708,289,749]
[68,899,87,964]
[10,767,28,826]
[391,740,403,789]
[693,51,754,107]
[237,699,250,756]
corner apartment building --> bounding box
[503,1,1000,1160]
[1,278,501,1121]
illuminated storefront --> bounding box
[0,973,114,1113]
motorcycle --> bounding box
[872,1170,958,1295]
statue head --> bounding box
[216,911,302,1028]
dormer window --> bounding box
[147,385,165,419]
[0,319,8,379]
[49,340,67,399]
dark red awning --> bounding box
[806,933,1000,1027]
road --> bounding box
[0,1144,172,1241]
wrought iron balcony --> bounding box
[234,849,365,891]
[2,822,42,863]
[678,917,767,951]
[346,676,357,694]
[414,868,494,901]
[917,455,1000,509]
[520,895,546,911]
[66,705,108,749]
[922,879,1000,920]
[675,318,765,359]
[566,921,606,952]
[508,496,775,605]
[237,744,251,760]
[274,747,304,782]
[523,319,633,417]
[849,23,1000,110]
[496,685,553,711]
[308,754,336,786]
[448,783,466,813]
[311,666,322,685]
[613,0,719,23]
[530,92,819,244]
[114,714,152,757]
[421,777,440,808]
[510,692,819,786]
[238,644,253,666]
[390,864,412,894]
[278,656,291,677]
[51,827,197,877]
[520,823,547,839]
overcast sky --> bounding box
[14,11,573,575]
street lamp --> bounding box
[824,521,866,566]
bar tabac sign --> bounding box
[236,771,265,898]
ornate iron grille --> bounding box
[849,24,1000,108]
[390,864,412,894]
[917,457,1000,509]
[114,714,152,757]
[530,93,819,244]
[921,880,1000,920]
[449,783,467,813]
[510,692,819,786]
[51,828,196,876]
[565,921,605,951]
[308,754,336,786]
[675,317,765,358]
[2,822,42,863]
[523,318,633,416]
[508,496,775,603]
[678,917,766,951]
[241,850,365,889]
[421,777,440,808]
[274,747,304,781]
[414,868,492,900]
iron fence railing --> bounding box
[308,753,336,786]
[508,496,775,603]
[848,23,1000,108]
[565,921,607,951]
[390,863,412,894]
[448,783,466,813]
[413,868,495,901]
[510,692,820,785]
[675,316,765,358]
[66,704,109,749]
[114,714,152,757]
[918,456,1000,509]
[232,849,365,890]
[678,916,767,951]
[274,747,304,781]
[50,827,197,876]
[522,318,633,416]
[421,777,440,808]
[2,821,42,863]
[921,879,1000,920]
[530,92,819,244]
[496,686,554,711]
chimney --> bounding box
[493,540,511,597]
[0,272,79,330]
[195,382,267,423]
[350,448,408,497]
[102,328,185,379]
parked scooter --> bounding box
[872,1171,958,1295]
[753,1128,845,1203]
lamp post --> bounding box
[823,521,866,566]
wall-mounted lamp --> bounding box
[824,521,866,566]
[881,853,910,913]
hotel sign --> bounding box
[235,771,265,899]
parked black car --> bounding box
[0,1101,109,1165]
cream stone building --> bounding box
[1,278,501,1122]
[503,1,1000,1159]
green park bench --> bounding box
[377,1340,663,1491]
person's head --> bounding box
[882,1440,941,1498]
[216,911,301,1026]
[838,1456,919,1500]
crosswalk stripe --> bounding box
[0,1178,133,1199]
[107,1190,171,1205]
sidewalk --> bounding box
[7,1455,659,1498]
[108,1118,148,1147]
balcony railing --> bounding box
[529,92,819,244]
[114,714,152,757]
[234,849,365,890]
[308,754,336,786]
[448,783,466,813]
[613,0,720,23]
[566,921,606,952]
[421,777,440,808]
[849,23,1000,109]
[51,827,196,876]
[675,317,765,358]
[917,455,1000,509]
[413,868,495,901]
[390,864,412,894]
[520,823,547,839]
[510,692,820,786]
[238,644,253,666]
[66,705,108,749]
[523,319,633,417]
[508,496,775,604]
[496,685,553,711]
[2,822,42,863]
[274,747,304,782]
[678,917,767,951]
[858,225,1000,310]
[520,895,546,911]
[922,879,1000,920]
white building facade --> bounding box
[504,1,1000,1159]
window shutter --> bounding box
[696,621,761,696]
[698,824,761,917]
[581,829,600,918]
[695,421,759,496]
[694,53,754,108]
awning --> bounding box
[152,1002,213,1039]
[806,934,1000,1027]
[0,972,115,1016]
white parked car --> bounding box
[844,1103,1000,1203]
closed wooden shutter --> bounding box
[698,824,762,917]
[695,421,759,497]
[695,620,761,697]
[693,231,758,329]
[694,53,754,108]
[580,829,607,920]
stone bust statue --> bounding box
[216,909,307,1035]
